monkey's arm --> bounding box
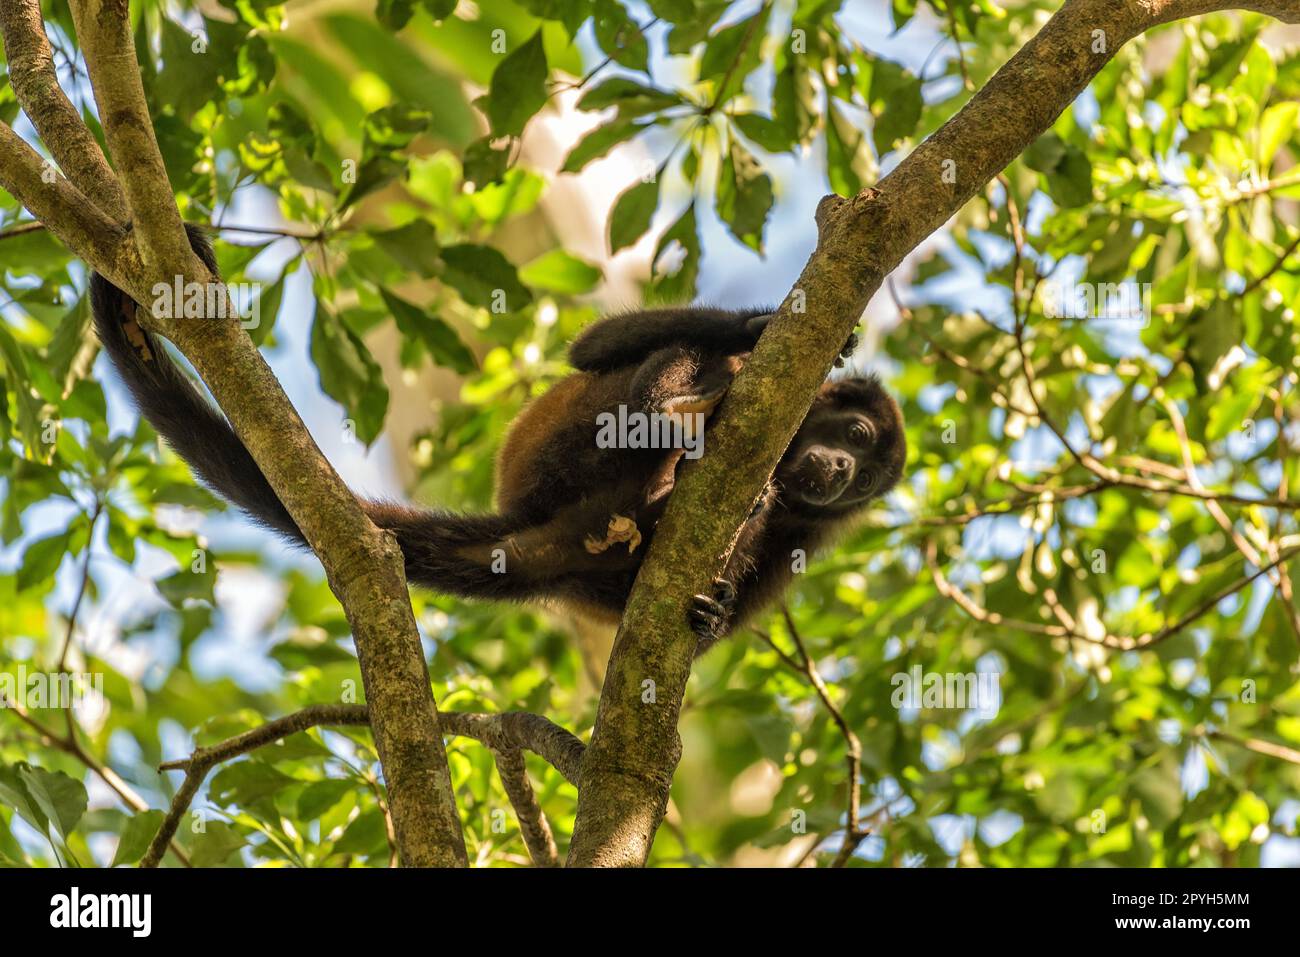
[568,305,775,372]
[689,517,824,654]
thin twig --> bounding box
[927,539,1300,650]
[1207,729,1300,766]
[759,608,868,867]
[143,705,585,867]
[1,697,190,866]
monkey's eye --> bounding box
[856,470,877,494]
[848,422,873,447]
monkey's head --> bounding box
[776,375,906,514]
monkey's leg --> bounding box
[451,485,659,582]
[569,305,774,372]
[631,347,745,430]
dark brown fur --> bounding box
[90,226,906,651]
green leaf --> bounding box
[376,0,416,30]
[0,320,48,458]
[332,808,390,856]
[699,8,769,103]
[372,220,441,277]
[867,57,922,155]
[1260,102,1299,168]
[422,0,458,19]
[716,140,773,252]
[298,779,357,821]
[189,822,247,867]
[650,203,700,302]
[310,304,390,444]
[439,244,532,311]
[1188,299,1242,391]
[0,764,48,834]
[155,560,218,609]
[19,765,86,843]
[111,811,165,867]
[1022,131,1068,173]
[518,249,602,294]
[380,288,478,374]
[208,761,296,807]
[1132,756,1183,829]
[593,0,649,72]
[608,175,661,254]
[46,296,92,389]
[562,117,649,173]
[576,78,681,115]
[461,136,511,187]
[249,270,288,347]
[732,112,794,153]
[485,29,548,137]
[157,17,225,122]
[1044,145,1094,208]
[1207,390,1257,442]
[338,155,404,211]
[17,530,70,592]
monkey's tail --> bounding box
[90,226,305,543]
[89,226,523,599]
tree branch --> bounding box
[0,0,128,220]
[1207,729,1300,767]
[759,607,869,867]
[1,697,190,866]
[491,748,560,867]
[16,0,470,866]
[566,0,1300,866]
[141,706,584,868]
[0,120,135,288]
[67,0,189,276]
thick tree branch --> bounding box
[1,0,470,866]
[0,0,127,220]
[566,0,1300,867]
[438,712,585,785]
[67,0,189,276]
[0,120,136,286]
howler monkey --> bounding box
[91,226,906,653]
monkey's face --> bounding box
[777,377,906,513]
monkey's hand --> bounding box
[688,579,736,647]
[835,330,859,368]
[748,481,777,520]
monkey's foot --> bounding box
[583,514,642,555]
[662,384,728,438]
[688,579,736,642]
